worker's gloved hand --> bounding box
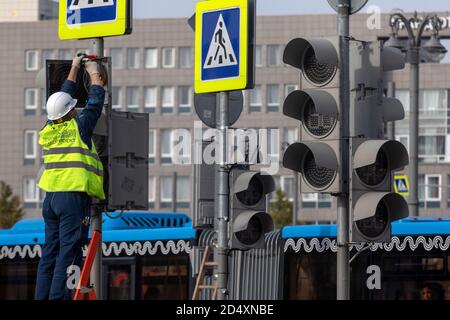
[72,55,84,69]
[85,61,100,76]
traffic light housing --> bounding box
[282,37,341,193]
[229,168,275,250]
[350,41,409,242]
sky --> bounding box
[133,0,450,18]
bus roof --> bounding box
[281,217,450,239]
[0,212,195,246]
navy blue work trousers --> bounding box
[35,192,90,300]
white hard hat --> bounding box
[46,92,78,121]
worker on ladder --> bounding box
[35,55,105,300]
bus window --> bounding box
[139,256,189,300]
[0,261,38,300]
[107,265,132,300]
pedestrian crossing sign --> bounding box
[394,175,410,197]
[59,0,132,40]
[195,0,255,94]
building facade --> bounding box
[0,12,450,222]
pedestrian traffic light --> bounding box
[229,168,275,249]
[282,37,341,193]
[350,41,409,243]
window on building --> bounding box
[59,49,72,60]
[112,87,122,110]
[24,130,37,160]
[447,175,450,208]
[41,88,47,111]
[161,87,175,114]
[282,176,295,201]
[110,48,123,69]
[25,88,38,112]
[283,128,298,146]
[178,86,192,114]
[419,135,445,162]
[396,135,409,154]
[25,50,39,71]
[148,176,155,208]
[160,176,173,206]
[269,175,281,202]
[418,174,425,206]
[426,175,441,202]
[144,48,158,68]
[396,90,410,113]
[126,87,139,111]
[41,49,55,67]
[267,45,282,66]
[179,47,193,68]
[302,193,318,208]
[285,84,298,97]
[172,129,191,165]
[267,128,279,161]
[420,174,442,208]
[267,85,280,112]
[23,177,38,203]
[420,89,447,117]
[318,193,332,208]
[149,130,156,164]
[162,48,175,68]
[144,87,157,113]
[176,176,191,208]
[301,193,331,209]
[127,48,140,69]
[255,46,262,67]
[249,85,262,112]
[160,129,173,164]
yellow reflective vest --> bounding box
[37,118,105,200]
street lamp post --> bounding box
[385,12,447,217]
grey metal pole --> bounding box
[215,91,229,300]
[293,172,299,225]
[172,171,178,212]
[337,0,350,300]
[91,37,104,300]
[387,81,396,141]
[409,48,420,217]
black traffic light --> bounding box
[229,168,275,250]
[282,37,341,193]
[349,41,409,242]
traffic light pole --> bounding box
[215,91,230,300]
[387,82,396,140]
[409,49,420,217]
[337,0,350,300]
[91,37,104,300]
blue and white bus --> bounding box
[1,213,449,300]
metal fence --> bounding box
[192,229,283,300]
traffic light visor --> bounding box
[283,38,338,86]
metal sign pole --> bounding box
[337,0,350,301]
[215,91,230,300]
[91,37,104,300]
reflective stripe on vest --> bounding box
[37,118,105,200]
[43,147,101,162]
[44,161,103,177]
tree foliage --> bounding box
[0,181,24,229]
[269,190,293,228]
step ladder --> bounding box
[192,246,218,300]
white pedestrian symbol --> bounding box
[69,0,114,11]
[397,180,408,192]
[204,14,238,69]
